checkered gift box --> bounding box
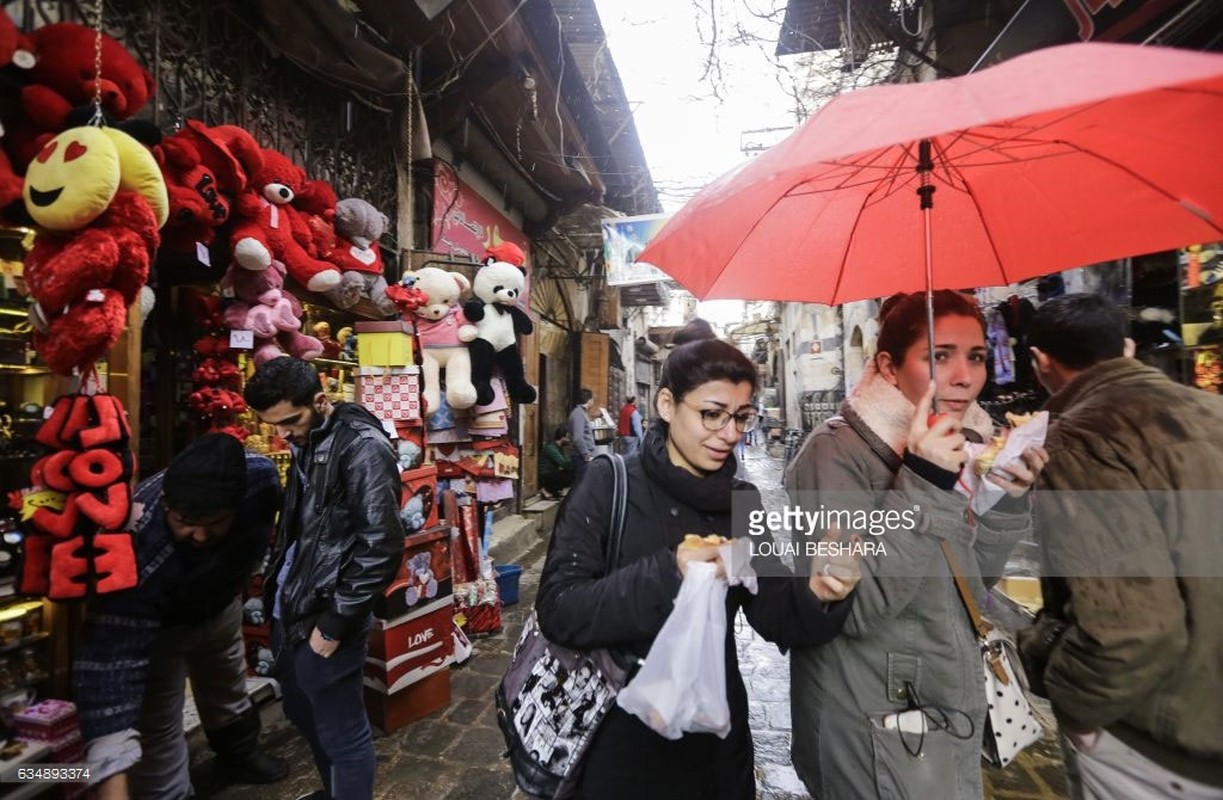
[356,367,422,423]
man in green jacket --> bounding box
[539,426,574,500]
[1021,293,1223,799]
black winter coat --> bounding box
[264,403,406,646]
[536,427,852,800]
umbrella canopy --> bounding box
[638,42,1223,304]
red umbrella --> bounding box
[638,42,1223,307]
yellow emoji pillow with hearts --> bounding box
[23,125,167,231]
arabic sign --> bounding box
[602,214,672,287]
[431,162,529,263]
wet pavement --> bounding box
[199,441,1069,799]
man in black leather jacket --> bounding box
[244,357,405,800]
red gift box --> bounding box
[356,367,421,423]
[400,464,439,534]
[243,629,274,678]
[48,730,83,763]
[375,524,453,621]
[363,598,455,694]
[394,422,428,472]
[364,667,450,735]
[453,578,502,635]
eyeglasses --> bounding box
[681,400,761,433]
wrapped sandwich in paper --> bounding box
[958,411,1049,515]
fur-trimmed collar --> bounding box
[844,364,994,456]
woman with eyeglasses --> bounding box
[535,319,857,799]
[784,291,1048,800]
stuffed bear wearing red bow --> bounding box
[227,146,342,293]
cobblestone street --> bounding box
[201,441,1069,799]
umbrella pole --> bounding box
[917,139,938,409]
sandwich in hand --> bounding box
[973,412,1036,477]
[680,533,728,549]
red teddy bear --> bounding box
[225,144,342,293]
[154,120,261,254]
[9,22,153,170]
[0,12,35,212]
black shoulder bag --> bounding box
[495,453,630,799]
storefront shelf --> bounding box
[0,742,52,798]
[0,633,49,656]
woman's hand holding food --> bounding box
[908,382,968,473]
[985,445,1049,497]
[677,534,727,578]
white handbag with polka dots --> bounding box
[981,629,1043,767]
[942,542,1043,769]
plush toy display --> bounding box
[399,485,434,534]
[406,267,478,412]
[0,12,35,213]
[402,551,438,606]
[220,258,322,365]
[22,125,167,374]
[242,597,265,627]
[461,243,537,405]
[188,387,247,420]
[336,326,357,361]
[227,145,342,293]
[252,645,274,677]
[397,438,422,472]
[312,321,341,359]
[11,22,153,169]
[17,392,138,599]
[154,120,260,253]
[317,198,396,315]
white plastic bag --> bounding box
[719,538,758,595]
[616,561,731,740]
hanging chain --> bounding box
[403,52,414,250]
[405,51,413,170]
[89,0,106,126]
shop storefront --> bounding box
[0,0,554,774]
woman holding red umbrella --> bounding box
[784,291,1048,799]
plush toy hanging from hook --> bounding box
[20,0,167,376]
[14,1,157,600]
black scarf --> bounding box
[639,421,738,514]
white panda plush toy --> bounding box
[459,242,537,405]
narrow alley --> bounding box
[200,440,1070,800]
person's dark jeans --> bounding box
[273,621,374,800]
[540,469,574,496]
[573,455,590,486]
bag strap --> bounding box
[940,540,990,640]
[603,452,628,569]
[941,540,1010,685]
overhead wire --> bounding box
[425,0,529,98]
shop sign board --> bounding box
[431,162,529,264]
[602,213,672,286]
